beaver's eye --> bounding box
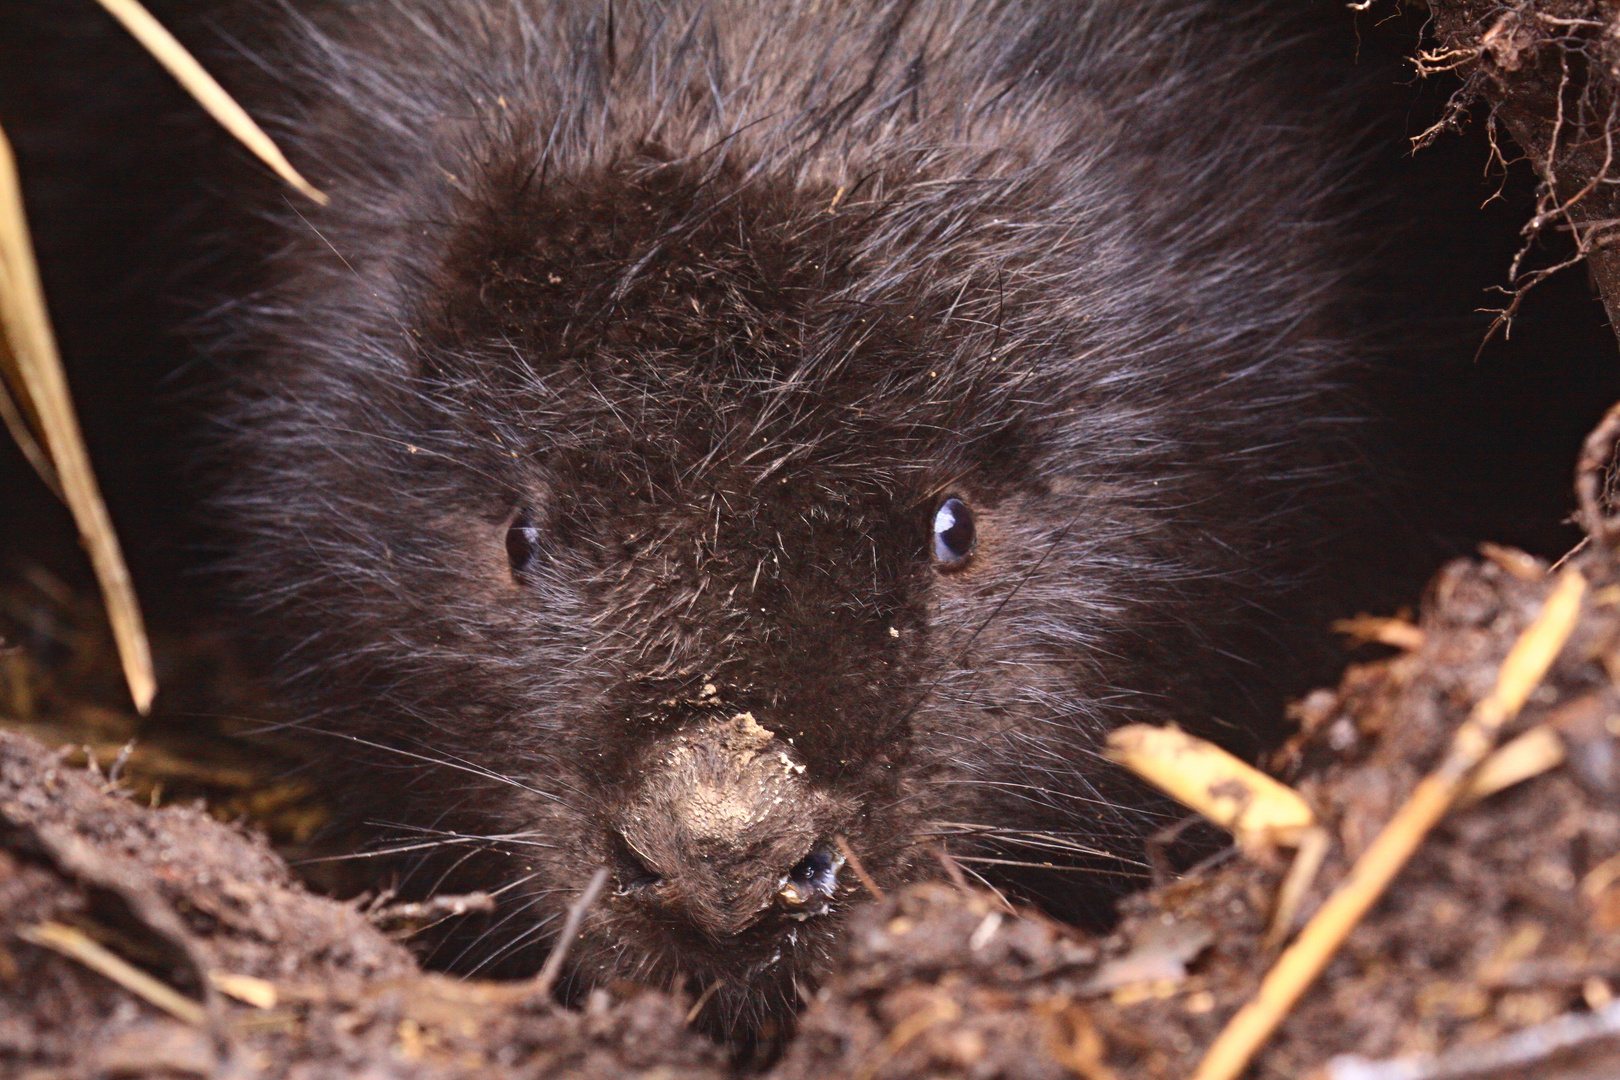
[506,511,543,578]
[931,497,975,567]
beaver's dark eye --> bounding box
[931,497,975,567]
[505,511,543,578]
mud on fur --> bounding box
[168,0,1375,1037]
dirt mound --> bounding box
[0,728,727,1079]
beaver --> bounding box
[13,0,1389,1037]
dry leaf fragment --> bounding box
[210,971,278,1009]
[1457,726,1565,807]
[1105,724,1315,851]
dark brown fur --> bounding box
[172,0,1370,1035]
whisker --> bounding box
[485,870,550,900]
[293,838,495,864]
[379,822,561,849]
[925,822,1130,857]
[926,777,1161,813]
[950,853,1148,872]
[450,906,554,974]
[290,725,568,804]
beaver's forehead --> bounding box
[461,346,936,446]
[551,442,929,516]
[428,159,1038,394]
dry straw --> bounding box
[18,921,206,1026]
[0,0,334,714]
[0,123,156,713]
[94,0,327,205]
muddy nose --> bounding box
[612,712,842,937]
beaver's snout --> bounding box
[611,712,847,938]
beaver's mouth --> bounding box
[573,889,848,987]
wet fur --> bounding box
[193,0,1366,1035]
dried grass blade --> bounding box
[93,0,327,205]
[0,359,59,496]
[0,123,156,713]
[19,921,207,1026]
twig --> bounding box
[532,867,609,1000]
[1190,568,1586,1080]
[1262,827,1330,953]
[1332,614,1426,651]
[19,921,207,1026]
[684,979,723,1025]
[1549,535,1589,575]
[0,374,56,497]
[1457,725,1565,807]
[1327,997,1620,1080]
[106,738,137,788]
[209,971,277,1009]
[1534,13,1608,30]
[1105,725,1315,852]
[1411,46,1479,76]
[835,834,883,900]
[1266,724,1564,955]
[367,891,496,930]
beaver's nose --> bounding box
[610,712,843,937]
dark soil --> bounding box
[0,728,730,1079]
